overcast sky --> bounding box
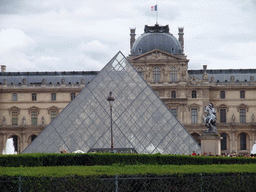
[0,0,255,72]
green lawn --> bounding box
[2,164,256,177]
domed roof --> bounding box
[131,24,182,56]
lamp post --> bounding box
[107,92,115,152]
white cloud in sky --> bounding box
[0,0,255,72]
[0,28,35,54]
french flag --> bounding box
[151,5,157,11]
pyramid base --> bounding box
[199,132,221,156]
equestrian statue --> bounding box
[203,102,217,133]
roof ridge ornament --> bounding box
[144,24,169,33]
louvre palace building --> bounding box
[1,23,256,155]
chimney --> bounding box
[130,28,136,52]
[203,65,207,70]
[1,65,6,72]
[178,27,184,53]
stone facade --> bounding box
[0,24,255,155]
[0,71,96,153]
[127,25,256,155]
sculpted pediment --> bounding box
[131,49,183,62]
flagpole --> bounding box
[156,0,158,24]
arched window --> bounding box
[137,67,144,79]
[31,135,37,142]
[191,133,201,146]
[170,67,177,82]
[221,133,227,150]
[171,90,176,98]
[192,90,197,98]
[240,133,246,150]
[153,67,161,83]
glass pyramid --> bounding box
[23,52,201,154]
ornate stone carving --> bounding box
[22,116,26,125]
[22,78,27,85]
[2,117,6,125]
[202,71,208,81]
[231,114,236,122]
[41,116,44,125]
[144,24,169,33]
[251,114,255,123]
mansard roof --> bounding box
[189,69,256,83]
[0,71,99,85]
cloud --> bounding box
[0,0,255,72]
[0,28,35,54]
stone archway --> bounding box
[8,135,19,153]
[28,134,37,145]
[191,132,201,146]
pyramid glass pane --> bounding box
[23,51,201,154]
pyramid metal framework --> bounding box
[23,52,201,154]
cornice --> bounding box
[0,86,84,93]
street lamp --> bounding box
[107,92,115,152]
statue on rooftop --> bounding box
[204,102,217,133]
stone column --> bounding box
[21,132,26,153]
[230,128,237,154]
[1,132,6,154]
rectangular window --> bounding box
[31,111,38,125]
[240,133,247,150]
[191,108,198,123]
[12,93,17,101]
[170,108,177,118]
[71,93,76,100]
[240,109,246,123]
[32,93,37,101]
[171,91,176,98]
[220,109,226,123]
[51,93,56,101]
[170,67,177,82]
[240,90,245,99]
[221,133,227,150]
[12,112,18,125]
[153,67,161,83]
[220,91,225,99]
[51,111,57,121]
[192,90,197,98]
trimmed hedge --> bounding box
[0,153,256,167]
[1,173,256,191]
